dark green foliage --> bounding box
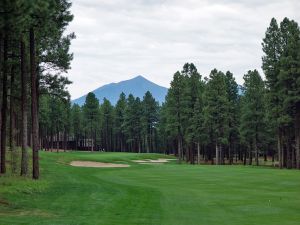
[141,91,159,153]
[114,93,127,151]
[240,70,267,165]
[100,98,114,151]
[83,92,100,151]
[0,0,74,177]
[262,17,300,169]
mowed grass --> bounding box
[0,151,300,225]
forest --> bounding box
[0,0,299,183]
[0,0,74,179]
[38,17,300,170]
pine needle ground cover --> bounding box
[0,151,299,225]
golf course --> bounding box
[0,151,299,225]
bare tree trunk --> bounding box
[190,144,195,165]
[285,133,292,169]
[197,142,200,164]
[295,106,300,169]
[56,130,59,152]
[9,66,17,173]
[91,127,94,151]
[30,28,39,179]
[178,136,182,163]
[254,137,259,166]
[51,132,53,152]
[64,130,67,152]
[215,143,219,165]
[228,143,232,165]
[278,130,283,169]
[0,34,8,174]
[243,147,247,165]
[249,143,253,165]
[0,33,2,168]
[146,134,150,153]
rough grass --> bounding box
[0,151,299,225]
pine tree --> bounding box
[204,69,229,165]
[100,98,114,151]
[71,104,83,150]
[263,17,300,169]
[225,71,239,164]
[240,70,267,166]
[181,63,202,164]
[114,93,127,151]
[277,18,300,169]
[141,91,159,153]
[123,94,134,152]
[83,92,100,151]
[165,71,185,162]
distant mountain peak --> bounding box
[134,75,144,79]
[72,75,168,106]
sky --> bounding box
[66,0,300,99]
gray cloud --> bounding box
[66,0,300,99]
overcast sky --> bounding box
[66,0,300,99]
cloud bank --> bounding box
[66,0,300,99]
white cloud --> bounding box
[66,0,300,99]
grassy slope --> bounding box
[0,151,300,225]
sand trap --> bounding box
[70,161,130,168]
[132,158,176,163]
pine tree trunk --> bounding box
[220,144,224,165]
[9,66,17,173]
[30,28,39,179]
[197,142,200,164]
[295,105,300,169]
[138,140,141,153]
[278,130,283,169]
[177,136,182,163]
[56,130,59,152]
[254,137,259,166]
[215,143,219,165]
[0,33,2,169]
[51,132,53,152]
[285,133,292,169]
[249,144,252,165]
[64,130,67,152]
[243,147,247,165]
[228,143,232,165]
[0,34,8,174]
[146,134,150,153]
[90,128,93,151]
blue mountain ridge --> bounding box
[72,75,169,106]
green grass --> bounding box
[0,151,300,225]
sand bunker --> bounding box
[70,161,130,168]
[132,158,176,164]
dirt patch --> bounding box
[0,209,54,217]
[132,158,176,163]
[70,161,130,168]
[0,199,9,206]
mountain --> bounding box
[72,75,169,106]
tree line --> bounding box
[55,17,297,169]
[161,17,299,169]
[0,0,74,179]
[39,91,160,154]
[0,12,299,182]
